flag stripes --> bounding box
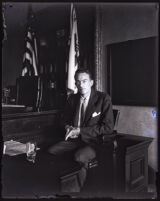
[22,23,38,76]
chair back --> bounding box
[102,109,120,142]
[113,109,120,133]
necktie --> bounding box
[80,98,87,126]
[77,98,87,127]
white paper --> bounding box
[4,140,27,156]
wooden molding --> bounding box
[94,5,103,92]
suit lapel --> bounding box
[82,89,98,126]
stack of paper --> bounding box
[4,140,27,156]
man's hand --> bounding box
[65,127,80,141]
[65,125,73,134]
[65,125,72,140]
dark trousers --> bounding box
[48,139,96,190]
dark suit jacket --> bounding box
[63,89,114,145]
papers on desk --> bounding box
[4,140,27,156]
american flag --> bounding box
[67,3,80,94]
[22,9,38,76]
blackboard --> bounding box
[107,37,158,106]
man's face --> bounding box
[75,72,93,96]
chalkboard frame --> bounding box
[106,37,158,106]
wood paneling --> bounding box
[2,110,61,145]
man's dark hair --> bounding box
[74,68,93,80]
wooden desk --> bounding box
[2,110,62,146]
[2,112,154,197]
[57,133,153,197]
[111,133,153,195]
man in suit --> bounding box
[48,68,114,190]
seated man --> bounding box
[48,68,114,190]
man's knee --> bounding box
[74,146,96,165]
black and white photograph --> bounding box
[1,1,159,199]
